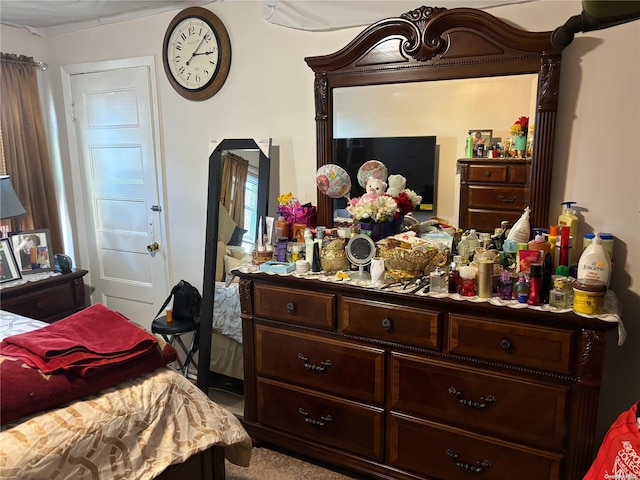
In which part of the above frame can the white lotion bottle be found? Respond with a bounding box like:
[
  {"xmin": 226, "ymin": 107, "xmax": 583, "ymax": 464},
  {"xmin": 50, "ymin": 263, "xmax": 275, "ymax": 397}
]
[
  {"xmin": 506, "ymin": 206, "xmax": 531, "ymax": 243},
  {"xmin": 577, "ymin": 233, "xmax": 611, "ymax": 287}
]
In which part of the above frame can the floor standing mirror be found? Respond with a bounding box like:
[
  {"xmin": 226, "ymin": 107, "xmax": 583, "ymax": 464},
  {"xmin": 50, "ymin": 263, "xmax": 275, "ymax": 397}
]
[{"xmin": 197, "ymin": 138, "xmax": 271, "ymax": 400}]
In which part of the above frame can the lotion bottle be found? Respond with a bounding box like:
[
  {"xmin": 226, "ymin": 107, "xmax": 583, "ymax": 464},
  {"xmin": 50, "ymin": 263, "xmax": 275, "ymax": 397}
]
[
  {"xmin": 577, "ymin": 233, "xmax": 611, "ymax": 287},
  {"xmin": 528, "ymin": 229, "xmax": 550, "ymax": 257},
  {"xmin": 506, "ymin": 206, "xmax": 531, "ymax": 243},
  {"xmin": 558, "ymin": 201, "xmax": 579, "ymax": 265}
]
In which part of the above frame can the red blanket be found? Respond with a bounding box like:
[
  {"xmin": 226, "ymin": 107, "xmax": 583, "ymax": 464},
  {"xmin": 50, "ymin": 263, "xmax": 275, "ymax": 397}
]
[
  {"xmin": 0, "ymin": 305, "xmax": 178, "ymax": 425},
  {"xmin": 2, "ymin": 304, "xmax": 158, "ymax": 376}
]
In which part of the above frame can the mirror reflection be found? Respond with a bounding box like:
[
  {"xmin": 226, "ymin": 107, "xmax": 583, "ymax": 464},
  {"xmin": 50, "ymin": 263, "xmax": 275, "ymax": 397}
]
[
  {"xmin": 198, "ymin": 139, "xmax": 271, "ymax": 407},
  {"xmin": 333, "ymin": 74, "xmax": 538, "ymax": 225}
]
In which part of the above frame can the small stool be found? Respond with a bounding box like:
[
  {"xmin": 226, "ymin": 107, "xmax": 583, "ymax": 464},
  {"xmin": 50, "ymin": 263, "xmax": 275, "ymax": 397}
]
[{"xmin": 152, "ymin": 315, "xmax": 199, "ymax": 376}]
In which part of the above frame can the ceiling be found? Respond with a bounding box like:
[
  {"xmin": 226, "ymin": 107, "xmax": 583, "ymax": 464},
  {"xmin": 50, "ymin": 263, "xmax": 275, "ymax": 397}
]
[
  {"xmin": 1, "ymin": 0, "xmax": 538, "ymax": 37},
  {"xmin": 0, "ymin": 0, "xmax": 213, "ymax": 37}
]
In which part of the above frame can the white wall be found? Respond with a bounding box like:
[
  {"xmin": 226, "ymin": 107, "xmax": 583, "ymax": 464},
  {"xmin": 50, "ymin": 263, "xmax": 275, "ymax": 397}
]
[{"xmin": 1, "ymin": 0, "xmax": 638, "ymax": 451}]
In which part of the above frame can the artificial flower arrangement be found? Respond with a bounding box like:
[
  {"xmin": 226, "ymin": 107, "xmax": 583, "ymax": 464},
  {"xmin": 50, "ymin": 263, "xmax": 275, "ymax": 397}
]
[
  {"xmin": 346, "ymin": 174, "xmax": 422, "ymax": 223},
  {"xmin": 510, "ymin": 116, "xmax": 529, "ymax": 137}
]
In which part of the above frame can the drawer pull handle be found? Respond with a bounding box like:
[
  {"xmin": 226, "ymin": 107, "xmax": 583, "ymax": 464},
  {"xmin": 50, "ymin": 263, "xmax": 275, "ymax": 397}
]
[
  {"xmin": 448, "ymin": 387, "xmax": 496, "ymax": 409},
  {"xmin": 484, "ymin": 171, "xmax": 491, "ymax": 177},
  {"xmin": 499, "ymin": 338, "xmax": 513, "ymax": 352},
  {"xmin": 298, "ymin": 408, "xmax": 332, "ymax": 427},
  {"xmin": 286, "ymin": 302, "xmax": 296, "ymax": 314},
  {"xmin": 381, "ymin": 318, "xmax": 393, "ymax": 331},
  {"xmin": 445, "ymin": 449, "xmax": 491, "ymax": 473},
  {"xmin": 35, "ymin": 301, "xmax": 45, "ymax": 310},
  {"xmin": 298, "ymin": 353, "xmax": 332, "ymax": 373},
  {"xmin": 498, "ymin": 194, "xmax": 517, "ymax": 203}
]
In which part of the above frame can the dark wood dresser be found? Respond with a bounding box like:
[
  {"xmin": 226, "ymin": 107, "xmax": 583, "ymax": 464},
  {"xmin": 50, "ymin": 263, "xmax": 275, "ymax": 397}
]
[
  {"xmin": 458, "ymin": 158, "xmax": 531, "ymax": 232},
  {"xmin": 238, "ymin": 272, "xmax": 615, "ymax": 480},
  {"xmin": 1, "ymin": 269, "xmax": 88, "ymax": 323}
]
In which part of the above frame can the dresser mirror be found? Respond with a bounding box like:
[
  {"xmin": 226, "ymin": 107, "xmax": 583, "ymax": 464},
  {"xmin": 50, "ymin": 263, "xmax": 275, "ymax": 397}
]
[
  {"xmin": 305, "ymin": 6, "xmax": 567, "ymax": 231},
  {"xmin": 197, "ymin": 138, "xmax": 271, "ymax": 392}
]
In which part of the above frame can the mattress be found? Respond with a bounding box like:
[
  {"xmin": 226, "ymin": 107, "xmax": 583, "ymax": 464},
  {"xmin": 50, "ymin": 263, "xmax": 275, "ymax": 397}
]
[
  {"xmin": 212, "ymin": 281, "xmax": 242, "ymax": 343},
  {"xmin": 0, "ymin": 309, "xmax": 252, "ymax": 479}
]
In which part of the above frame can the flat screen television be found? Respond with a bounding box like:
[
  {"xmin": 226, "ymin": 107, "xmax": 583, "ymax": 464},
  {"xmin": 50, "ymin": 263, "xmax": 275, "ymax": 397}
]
[{"xmin": 333, "ymin": 136, "xmax": 437, "ymax": 214}]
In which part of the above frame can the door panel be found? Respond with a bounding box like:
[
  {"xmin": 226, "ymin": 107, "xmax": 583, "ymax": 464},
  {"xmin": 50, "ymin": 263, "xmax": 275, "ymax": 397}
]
[{"xmin": 70, "ymin": 65, "xmax": 168, "ymax": 330}]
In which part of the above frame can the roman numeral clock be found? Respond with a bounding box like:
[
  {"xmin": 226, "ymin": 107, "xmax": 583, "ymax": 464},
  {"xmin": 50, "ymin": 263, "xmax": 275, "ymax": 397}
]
[{"xmin": 163, "ymin": 7, "xmax": 231, "ymax": 100}]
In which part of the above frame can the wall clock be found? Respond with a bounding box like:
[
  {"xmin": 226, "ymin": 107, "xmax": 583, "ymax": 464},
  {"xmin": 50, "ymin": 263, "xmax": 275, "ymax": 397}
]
[{"xmin": 162, "ymin": 7, "xmax": 231, "ymax": 101}]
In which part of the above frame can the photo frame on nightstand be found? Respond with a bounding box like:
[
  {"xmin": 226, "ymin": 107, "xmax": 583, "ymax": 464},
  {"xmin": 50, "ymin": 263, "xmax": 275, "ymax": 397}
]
[
  {"xmin": 9, "ymin": 229, "xmax": 54, "ymax": 274},
  {"xmin": 0, "ymin": 237, "xmax": 22, "ymax": 283}
]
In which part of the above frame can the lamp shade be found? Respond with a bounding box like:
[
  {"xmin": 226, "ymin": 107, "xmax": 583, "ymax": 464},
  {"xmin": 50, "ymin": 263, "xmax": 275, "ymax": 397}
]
[{"xmin": 0, "ymin": 175, "xmax": 27, "ymax": 220}]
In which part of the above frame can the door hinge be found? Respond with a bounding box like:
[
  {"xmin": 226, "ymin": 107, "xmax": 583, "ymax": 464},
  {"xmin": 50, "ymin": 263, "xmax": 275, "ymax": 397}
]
[{"xmin": 70, "ymin": 102, "xmax": 77, "ymax": 122}]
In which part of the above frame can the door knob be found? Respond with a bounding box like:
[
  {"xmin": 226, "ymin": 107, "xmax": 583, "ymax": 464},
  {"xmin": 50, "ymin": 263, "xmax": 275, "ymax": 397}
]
[{"xmin": 147, "ymin": 241, "xmax": 159, "ymax": 252}]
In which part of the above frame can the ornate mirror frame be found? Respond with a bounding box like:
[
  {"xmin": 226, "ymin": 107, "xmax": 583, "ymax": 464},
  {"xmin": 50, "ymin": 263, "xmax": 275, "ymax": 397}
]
[
  {"xmin": 197, "ymin": 138, "xmax": 271, "ymax": 391},
  {"xmin": 305, "ymin": 6, "xmax": 566, "ymax": 230}
]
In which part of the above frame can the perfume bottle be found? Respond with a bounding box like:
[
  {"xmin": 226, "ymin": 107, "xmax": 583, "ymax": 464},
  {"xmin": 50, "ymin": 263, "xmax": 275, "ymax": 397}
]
[
  {"xmin": 430, "ymin": 266, "xmax": 447, "ymax": 294},
  {"xmin": 459, "ymin": 266, "xmax": 477, "ymax": 297},
  {"xmin": 497, "ymin": 270, "xmax": 513, "ymax": 300}
]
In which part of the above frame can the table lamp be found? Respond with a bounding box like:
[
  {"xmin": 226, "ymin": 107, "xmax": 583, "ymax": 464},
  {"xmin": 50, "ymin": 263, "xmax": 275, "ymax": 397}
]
[{"xmin": 0, "ymin": 175, "xmax": 26, "ymax": 235}]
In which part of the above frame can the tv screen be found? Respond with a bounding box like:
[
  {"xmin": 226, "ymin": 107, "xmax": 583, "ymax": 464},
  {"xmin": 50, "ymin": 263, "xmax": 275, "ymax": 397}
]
[{"xmin": 333, "ymin": 136, "xmax": 437, "ymax": 213}]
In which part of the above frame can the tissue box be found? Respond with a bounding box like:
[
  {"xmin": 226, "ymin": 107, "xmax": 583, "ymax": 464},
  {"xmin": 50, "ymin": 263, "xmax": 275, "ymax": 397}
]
[{"xmin": 259, "ymin": 261, "xmax": 296, "ymax": 274}]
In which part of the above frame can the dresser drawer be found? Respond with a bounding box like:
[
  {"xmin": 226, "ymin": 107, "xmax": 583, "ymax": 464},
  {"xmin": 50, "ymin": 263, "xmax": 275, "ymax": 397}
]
[
  {"xmin": 447, "ymin": 314, "xmax": 573, "ymax": 374},
  {"xmin": 257, "ymin": 378, "xmax": 384, "ymax": 461},
  {"xmin": 390, "ymin": 353, "xmax": 568, "ymax": 450},
  {"xmin": 467, "ymin": 164, "xmax": 508, "ymax": 183},
  {"xmin": 467, "ymin": 185, "xmax": 529, "ymax": 210},
  {"xmin": 341, "ymin": 297, "xmax": 440, "ymax": 350},
  {"xmin": 459, "ymin": 209, "xmax": 523, "ymax": 233},
  {"xmin": 1, "ymin": 283, "xmax": 79, "ymax": 322},
  {"xmin": 255, "ymin": 324, "xmax": 384, "ymax": 404},
  {"xmin": 388, "ymin": 414, "xmax": 562, "ymax": 480},
  {"xmin": 253, "ymin": 283, "xmax": 335, "ymax": 329}
]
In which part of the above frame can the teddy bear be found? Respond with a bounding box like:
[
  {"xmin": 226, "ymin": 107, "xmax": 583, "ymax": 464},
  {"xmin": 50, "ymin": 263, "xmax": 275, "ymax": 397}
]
[
  {"xmin": 359, "ymin": 177, "xmax": 387, "ymax": 203},
  {"xmin": 386, "ymin": 174, "xmax": 407, "ymax": 197}
]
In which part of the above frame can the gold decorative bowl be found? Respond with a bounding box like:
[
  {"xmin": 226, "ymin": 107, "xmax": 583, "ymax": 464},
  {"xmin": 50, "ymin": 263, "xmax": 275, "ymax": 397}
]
[
  {"xmin": 376, "ymin": 244, "xmax": 448, "ymax": 280},
  {"xmin": 320, "ymin": 238, "xmax": 350, "ymax": 272}
]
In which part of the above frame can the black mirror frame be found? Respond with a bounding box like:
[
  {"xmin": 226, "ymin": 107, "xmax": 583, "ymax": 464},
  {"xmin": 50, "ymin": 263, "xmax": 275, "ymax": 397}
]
[{"xmin": 197, "ymin": 138, "xmax": 271, "ymax": 392}]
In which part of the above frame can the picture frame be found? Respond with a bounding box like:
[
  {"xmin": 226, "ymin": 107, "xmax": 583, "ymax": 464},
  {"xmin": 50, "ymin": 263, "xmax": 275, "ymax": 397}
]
[
  {"xmin": 0, "ymin": 237, "xmax": 22, "ymax": 283},
  {"xmin": 468, "ymin": 129, "xmax": 493, "ymax": 157},
  {"xmin": 9, "ymin": 229, "xmax": 54, "ymax": 274}
]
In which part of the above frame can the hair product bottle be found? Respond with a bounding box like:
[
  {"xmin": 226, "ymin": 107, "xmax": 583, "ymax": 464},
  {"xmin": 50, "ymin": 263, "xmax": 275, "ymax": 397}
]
[{"xmin": 558, "ymin": 201, "xmax": 579, "ymax": 265}]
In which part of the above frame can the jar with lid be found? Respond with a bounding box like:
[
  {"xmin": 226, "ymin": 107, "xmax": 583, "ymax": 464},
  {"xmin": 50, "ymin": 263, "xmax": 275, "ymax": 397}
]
[{"xmin": 573, "ymin": 279, "xmax": 607, "ymax": 315}]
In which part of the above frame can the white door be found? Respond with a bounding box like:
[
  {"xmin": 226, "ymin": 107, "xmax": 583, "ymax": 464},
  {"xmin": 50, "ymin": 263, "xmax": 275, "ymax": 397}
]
[{"xmin": 68, "ymin": 63, "xmax": 169, "ymax": 330}]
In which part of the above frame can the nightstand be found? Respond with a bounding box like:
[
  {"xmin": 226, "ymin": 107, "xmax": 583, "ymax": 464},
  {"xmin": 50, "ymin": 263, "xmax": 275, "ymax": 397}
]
[{"xmin": 0, "ymin": 269, "xmax": 88, "ymax": 323}]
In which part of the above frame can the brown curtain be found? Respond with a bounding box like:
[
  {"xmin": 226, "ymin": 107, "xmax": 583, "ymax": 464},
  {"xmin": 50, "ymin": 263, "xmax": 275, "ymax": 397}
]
[
  {"xmin": 220, "ymin": 152, "xmax": 249, "ymax": 228},
  {"xmin": 0, "ymin": 53, "xmax": 62, "ymax": 253}
]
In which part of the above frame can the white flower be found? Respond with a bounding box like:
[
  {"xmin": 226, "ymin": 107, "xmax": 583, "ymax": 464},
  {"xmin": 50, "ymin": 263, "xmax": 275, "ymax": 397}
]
[{"xmin": 346, "ymin": 194, "xmax": 399, "ymax": 222}]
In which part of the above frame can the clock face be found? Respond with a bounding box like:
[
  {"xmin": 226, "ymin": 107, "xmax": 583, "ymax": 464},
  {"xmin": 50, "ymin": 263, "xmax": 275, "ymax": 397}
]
[{"xmin": 163, "ymin": 8, "xmax": 231, "ymax": 100}]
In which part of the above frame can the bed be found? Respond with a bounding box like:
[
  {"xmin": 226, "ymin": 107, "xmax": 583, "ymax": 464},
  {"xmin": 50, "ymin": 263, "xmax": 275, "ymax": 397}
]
[
  {"xmin": 210, "ymin": 280, "xmax": 243, "ymax": 380},
  {"xmin": 210, "ymin": 242, "xmax": 248, "ymax": 382},
  {"xmin": 0, "ymin": 307, "xmax": 252, "ymax": 480}
]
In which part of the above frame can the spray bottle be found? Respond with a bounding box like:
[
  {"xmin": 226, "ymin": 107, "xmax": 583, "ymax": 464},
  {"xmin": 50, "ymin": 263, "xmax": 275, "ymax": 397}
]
[{"xmin": 558, "ymin": 202, "xmax": 579, "ymax": 265}]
